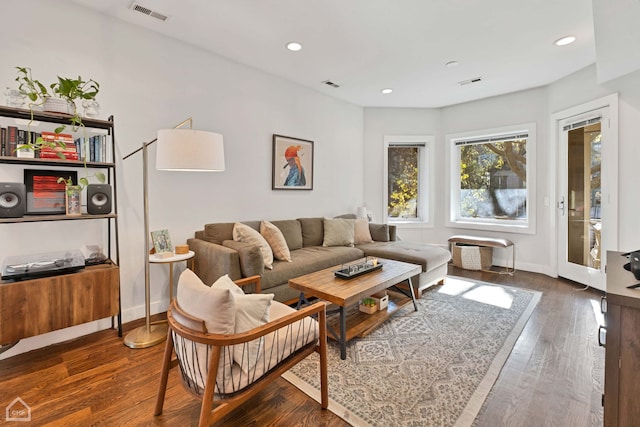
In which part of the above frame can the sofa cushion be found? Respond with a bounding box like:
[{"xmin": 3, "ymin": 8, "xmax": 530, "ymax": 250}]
[
  {"xmin": 259, "ymin": 246, "xmax": 364, "ymax": 291},
  {"xmin": 271, "ymin": 219, "xmax": 303, "ymax": 250},
  {"xmin": 369, "ymin": 223, "xmax": 390, "ymax": 242},
  {"xmin": 354, "ymin": 218, "xmax": 374, "ymax": 244},
  {"xmin": 204, "ymin": 222, "xmax": 235, "ymax": 244},
  {"xmin": 322, "ymin": 218, "xmax": 355, "ymax": 247},
  {"xmin": 260, "ymin": 220, "xmax": 292, "ymax": 262},
  {"xmin": 298, "ymin": 217, "xmax": 324, "ymax": 247},
  {"xmin": 356, "ymin": 241, "xmax": 451, "ymax": 273},
  {"xmin": 223, "ymin": 240, "xmax": 264, "ymax": 279},
  {"xmin": 233, "ymin": 223, "xmax": 273, "ymax": 270}
]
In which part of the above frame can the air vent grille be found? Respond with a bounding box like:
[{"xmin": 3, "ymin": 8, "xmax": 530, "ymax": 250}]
[
  {"xmin": 130, "ymin": 3, "xmax": 169, "ymax": 21},
  {"xmin": 458, "ymin": 77, "xmax": 482, "ymax": 86},
  {"xmin": 322, "ymin": 80, "xmax": 340, "ymax": 88}
]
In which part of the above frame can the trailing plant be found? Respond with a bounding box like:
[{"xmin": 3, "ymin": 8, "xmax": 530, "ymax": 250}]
[{"xmin": 15, "ymin": 66, "xmax": 100, "ymax": 132}]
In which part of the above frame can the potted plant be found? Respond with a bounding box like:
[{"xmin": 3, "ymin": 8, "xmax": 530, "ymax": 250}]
[
  {"xmin": 15, "ymin": 66, "xmax": 100, "ymax": 132},
  {"xmin": 359, "ymin": 297, "xmax": 378, "ymax": 314}
]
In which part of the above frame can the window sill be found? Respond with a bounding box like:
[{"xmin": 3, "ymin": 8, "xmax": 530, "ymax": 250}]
[
  {"xmin": 388, "ymin": 221, "xmax": 433, "ymax": 229},
  {"xmin": 446, "ymin": 219, "xmax": 535, "ymax": 235}
]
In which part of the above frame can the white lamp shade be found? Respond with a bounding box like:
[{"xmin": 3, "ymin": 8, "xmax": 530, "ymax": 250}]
[{"xmin": 155, "ymin": 129, "xmax": 225, "ymax": 171}]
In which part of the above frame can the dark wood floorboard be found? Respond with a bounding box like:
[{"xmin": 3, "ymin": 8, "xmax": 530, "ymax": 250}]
[{"xmin": 0, "ymin": 267, "xmax": 604, "ymax": 426}]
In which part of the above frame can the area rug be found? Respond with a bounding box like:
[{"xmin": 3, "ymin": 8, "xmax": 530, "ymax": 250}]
[{"xmin": 282, "ymin": 276, "xmax": 541, "ymax": 427}]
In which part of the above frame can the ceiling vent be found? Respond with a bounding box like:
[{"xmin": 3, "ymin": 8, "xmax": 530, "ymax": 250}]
[
  {"xmin": 322, "ymin": 80, "xmax": 340, "ymax": 89},
  {"xmin": 458, "ymin": 77, "xmax": 482, "ymax": 86},
  {"xmin": 130, "ymin": 3, "xmax": 169, "ymax": 21}
]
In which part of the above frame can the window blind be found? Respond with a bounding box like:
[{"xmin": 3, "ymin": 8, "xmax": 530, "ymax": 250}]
[
  {"xmin": 454, "ymin": 133, "xmax": 528, "ymax": 147},
  {"xmin": 562, "ymin": 116, "xmax": 601, "ymax": 132}
]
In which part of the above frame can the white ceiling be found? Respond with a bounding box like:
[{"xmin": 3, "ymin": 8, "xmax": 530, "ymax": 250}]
[{"xmin": 70, "ymin": 0, "xmax": 599, "ymax": 108}]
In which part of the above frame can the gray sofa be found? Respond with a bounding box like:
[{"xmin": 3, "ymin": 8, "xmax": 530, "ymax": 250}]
[{"xmin": 188, "ymin": 217, "xmax": 451, "ymax": 303}]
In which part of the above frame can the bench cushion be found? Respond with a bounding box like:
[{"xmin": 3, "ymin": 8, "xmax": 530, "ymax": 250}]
[{"xmin": 448, "ymin": 234, "xmax": 513, "ymax": 248}]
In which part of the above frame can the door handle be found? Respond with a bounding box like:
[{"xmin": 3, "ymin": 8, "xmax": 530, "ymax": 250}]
[
  {"xmin": 598, "ymin": 326, "xmax": 606, "ymax": 347},
  {"xmin": 558, "ymin": 196, "xmax": 565, "ymax": 216}
]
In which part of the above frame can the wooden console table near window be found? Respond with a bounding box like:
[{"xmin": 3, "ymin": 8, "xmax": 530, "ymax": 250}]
[
  {"xmin": 149, "ymin": 250, "xmax": 195, "ymax": 302},
  {"xmin": 289, "ymin": 258, "xmax": 421, "ymax": 360},
  {"xmin": 603, "ymin": 250, "xmax": 640, "ymax": 426}
]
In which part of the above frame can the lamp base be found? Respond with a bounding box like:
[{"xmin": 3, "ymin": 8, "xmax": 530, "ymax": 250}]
[{"xmin": 123, "ymin": 323, "xmax": 168, "ymax": 349}]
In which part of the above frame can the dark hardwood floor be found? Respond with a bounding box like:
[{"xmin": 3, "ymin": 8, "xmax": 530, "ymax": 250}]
[{"xmin": 0, "ymin": 267, "xmax": 604, "ymax": 426}]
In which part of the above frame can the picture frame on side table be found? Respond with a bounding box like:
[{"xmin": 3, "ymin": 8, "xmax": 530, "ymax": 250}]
[
  {"xmin": 272, "ymin": 134, "xmax": 313, "ymax": 190},
  {"xmin": 151, "ymin": 229, "xmax": 173, "ymax": 255},
  {"xmin": 24, "ymin": 169, "xmax": 77, "ymax": 215}
]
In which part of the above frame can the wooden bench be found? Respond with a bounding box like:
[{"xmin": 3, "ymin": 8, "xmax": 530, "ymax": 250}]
[{"xmin": 448, "ymin": 235, "xmax": 515, "ymax": 275}]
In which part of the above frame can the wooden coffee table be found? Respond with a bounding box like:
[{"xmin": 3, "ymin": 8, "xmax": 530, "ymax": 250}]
[{"xmin": 289, "ymin": 258, "xmax": 421, "ymax": 359}]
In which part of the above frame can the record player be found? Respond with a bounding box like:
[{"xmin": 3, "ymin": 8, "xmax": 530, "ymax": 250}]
[{"xmin": 2, "ymin": 250, "xmax": 85, "ymax": 281}]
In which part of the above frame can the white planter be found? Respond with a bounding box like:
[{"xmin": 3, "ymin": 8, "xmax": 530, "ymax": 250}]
[{"xmin": 43, "ymin": 98, "xmax": 73, "ymax": 114}]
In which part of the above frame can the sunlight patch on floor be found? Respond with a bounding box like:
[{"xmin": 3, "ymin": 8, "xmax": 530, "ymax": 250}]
[{"xmin": 439, "ymin": 277, "xmax": 513, "ymax": 309}]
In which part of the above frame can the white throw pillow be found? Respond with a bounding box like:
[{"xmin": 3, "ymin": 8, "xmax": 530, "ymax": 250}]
[
  {"xmin": 322, "ymin": 218, "xmax": 355, "ymax": 247},
  {"xmin": 354, "ymin": 218, "xmax": 374, "ymax": 244},
  {"xmin": 260, "ymin": 220, "xmax": 292, "ymax": 262},
  {"xmin": 176, "ymin": 269, "xmax": 236, "ymax": 381},
  {"xmin": 211, "ymin": 274, "xmax": 274, "ymax": 373},
  {"xmin": 177, "ymin": 269, "xmax": 235, "ymax": 335},
  {"xmin": 233, "ymin": 222, "xmax": 274, "ymax": 269}
]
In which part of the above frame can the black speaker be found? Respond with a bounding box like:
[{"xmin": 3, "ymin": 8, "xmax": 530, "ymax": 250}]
[
  {"xmin": 0, "ymin": 182, "xmax": 26, "ymax": 218},
  {"xmin": 87, "ymin": 184, "xmax": 112, "ymax": 215}
]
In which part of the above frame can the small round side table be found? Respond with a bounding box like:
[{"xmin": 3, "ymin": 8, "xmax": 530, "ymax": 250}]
[{"xmin": 149, "ymin": 250, "xmax": 195, "ymax": 303}]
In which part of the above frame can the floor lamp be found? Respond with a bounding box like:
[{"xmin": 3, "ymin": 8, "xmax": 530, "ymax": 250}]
[{"xmin": 122, "ymin": 118, "xmax": 225, "ymax": 349}]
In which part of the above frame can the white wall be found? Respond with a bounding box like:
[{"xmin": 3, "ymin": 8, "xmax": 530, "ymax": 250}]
[{"xmin": 0, "ymin": 0, "xmax": 363, "ymax": 358}]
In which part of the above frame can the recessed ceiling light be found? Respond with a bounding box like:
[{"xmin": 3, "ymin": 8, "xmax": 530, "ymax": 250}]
[
  {"xmin": 381, "ymin": 88, "xmax": 393, "ymax": 94},
  {"xmin": 286, "ymin": 42, "xmax": 302, "ymax": 51},
  {"xmin": 553, "ymin": 36, "xmax": 576, "ymax": 46},
  {"xmin": 445, "ymin": 61, "xmax": 459, "ymax": 68}
]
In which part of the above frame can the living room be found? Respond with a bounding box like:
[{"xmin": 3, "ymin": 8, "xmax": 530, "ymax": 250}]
[{"xmin": 0, "ymin": 0, "xmax": 639, "ymax": 425}]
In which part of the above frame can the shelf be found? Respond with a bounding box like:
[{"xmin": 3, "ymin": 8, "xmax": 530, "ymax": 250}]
[
  {"xmin": 0, "ymin": 213, "xmax": 116, "ymax": 224},
  {"xmin": 0, "ymin": 105, "xmax": 113, "ymax": 130},
  {"xmin": 0, "ymin": 155, "xmax": 114, "ymax": 168}
]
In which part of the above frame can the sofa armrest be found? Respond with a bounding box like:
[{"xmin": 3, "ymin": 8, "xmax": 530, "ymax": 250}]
[
  {"xmin": 187, "ymin": 237, "xmax": 242, "ymax": 285},
  {"xmin": 223, "ymin": 240, "xmax": 265, "ymax": 279}
]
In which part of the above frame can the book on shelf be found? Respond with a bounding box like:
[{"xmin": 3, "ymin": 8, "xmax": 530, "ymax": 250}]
[
  {"xmin": 16, "ymin": 129, "xmax": 35, "ymax": 158},
  {"xmin": 0, "ymin": 127, "xmax": 6, "ymax": 156},
  {"xmin": 7, "ymin": 126, "xmax": 18, "ymax": 157}
]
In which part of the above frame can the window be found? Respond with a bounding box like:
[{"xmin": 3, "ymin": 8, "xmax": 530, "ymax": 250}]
[
  {"xmin": 383, "ymin": 135, "xmax": 433, "ymax": 225},
  {"xmin": 447, "ymin": 123, "xmax": 536, "ymax": 234}
]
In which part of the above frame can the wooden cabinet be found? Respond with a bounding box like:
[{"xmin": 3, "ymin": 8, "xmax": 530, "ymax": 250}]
[
  {"xmin": 604, "ymin": 250, "xmax": 640, "ymax": 426},
  {"xmin": 0, "ymin": 106, "xmax": 121, "ymax": 347}
]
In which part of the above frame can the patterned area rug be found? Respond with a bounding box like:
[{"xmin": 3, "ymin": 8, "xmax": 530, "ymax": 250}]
[{"xmin": 282, "ymin": 276, "xmax": 541, "ymax": 427}]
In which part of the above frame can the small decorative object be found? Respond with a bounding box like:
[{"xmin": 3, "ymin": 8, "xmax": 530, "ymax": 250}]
[
  {"xmin": 272, "ymin": 134, "xmax": 313, "ymax": 190},
  {"xmin": 371, "ymin": 291, "xmax": 389, "ymax": 311},
  {"xmin": 64, "ymin": 185, "xmax": 82, "ymax": 216},
  {"xmin": 24, "ymin": 169, "xmax": 77, "ymax": 215},
  {"xmin": 82, "ymin": 99, "xmax": 100, "ymax": 118},
  {"xmin": 4, "ymin": 87, "xmax": 25, "ymax": 108},
  {"xmin": 151, "ymin": 229, "xmax": 173, "ymax": 255},
  {"xmin": 334, "ymin": 257, "xmax": 383, "ymax": 279},
  {"xmin": 175, "ymin": 244, "xmax": 189, "ymax": 255},
  {"xmin": 359, "ymin": 297, "xmax": 378, "ymax": 314}
]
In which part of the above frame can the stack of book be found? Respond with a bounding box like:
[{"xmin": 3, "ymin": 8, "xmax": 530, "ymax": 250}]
[{"xmin": 39, "ymin": 131, "xmax": 78, "ymax": 160}]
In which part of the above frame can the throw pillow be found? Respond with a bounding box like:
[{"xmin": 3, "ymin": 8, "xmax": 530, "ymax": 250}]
[
  {"xmin": 177, "ymin": 269, "xmax": 235, "ymax": 335},
  {"xmin": 354, "ymin": 218, "xmax": 374, "ymax": 244},
  {"xmin": 176, "ymin": 269, "xmax": 236, "ymax": 382},
  {"xmin": 233, "ymin": 222, "xmax": 273, "ymax": 269},
  {"xmin": 369, "ymin": 223, "xmax": 390, "ymax": 242},
  {"xmin": 210, "ymin": 274, "xmax": 274, "ymax": 373},
  {"xmin": 260, "ymin": 220, "xmax": 292, "ymax": 262},
  {"xmin": 322, "ymin": 218, "xmax": 355, "ymax": 247}
]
